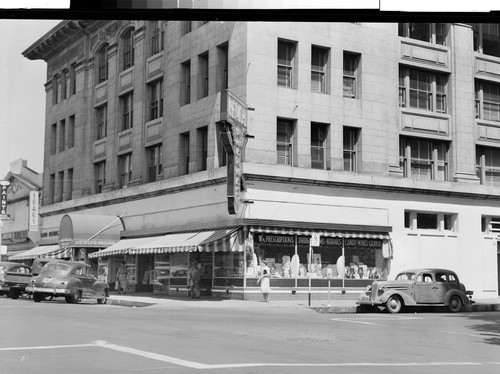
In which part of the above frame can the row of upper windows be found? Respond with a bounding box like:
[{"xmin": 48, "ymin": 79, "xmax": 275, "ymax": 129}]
[{"xmin": 277, "ymin": 117, "xmax": 500, "ymax": 187}]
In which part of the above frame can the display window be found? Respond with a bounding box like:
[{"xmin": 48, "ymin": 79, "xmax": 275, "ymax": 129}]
[
  {"xmin": 154, "ymin": 254, "xmax": 169, "ymax": 294},
  {"xmin": 247, "ymin": 232, "xmax": 389, "ymax": 281},
  {"xmin": 214, "ymin": 252, "xmax": 244, "ymax": 277}
]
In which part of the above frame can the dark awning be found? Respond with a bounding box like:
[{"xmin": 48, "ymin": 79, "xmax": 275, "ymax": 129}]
[{"xmin": 59, "ymin": 214, "xmax": 124, "ymax": 248}]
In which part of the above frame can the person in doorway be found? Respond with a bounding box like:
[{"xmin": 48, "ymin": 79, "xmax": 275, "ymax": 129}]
[
  {"xmin": 257, "ymin": 268, "xmax": 271, "ymax": 302},
  {"xmin": 116, "ymin": 261, "xmax": 128, "ymax": 294},
  {"xmin": 190, "ymin": 262, "xmax": 202, "ymax": 299}
]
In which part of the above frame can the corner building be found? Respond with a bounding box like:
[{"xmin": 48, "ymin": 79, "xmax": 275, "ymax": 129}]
[{"xmin": 23, "ymin": 21, "xmax": 500, "ymax": 301}]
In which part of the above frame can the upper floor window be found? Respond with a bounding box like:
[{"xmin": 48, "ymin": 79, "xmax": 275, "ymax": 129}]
[
  {"xmin": 59, "ymin": 119, "xmax": 66, "ymax": 152},
  {"xmin": 66, "ymin": 168, "xmax": 73, "ymax": 201},
  {"xmin": 148, "ymin": 144, "xmax": 163, "ymax": 182},
  {"xmin": 49, "ymin": 174, "xmax": 55, "ymax": 204},
  {"xmin": 399, "ymin": 67, "xmax": 447, "ymax": 114},
  {"xmin": 181, "ymin": 60, "xmax": 191, "ymax": 105},
  {"xmin": 180, "ymin": 132, "xmax": 190, "ymax": 175},
  {"xmin": 149, "ymin": 80, "xmax": 163, "ymax": 121},
  {"xmin": 121, "ymin": 92, "xmax": 134, "ymax": 130},
  {"xmin": 52, "ymin": 75, "xmax": 58, "ymax": 105},
  {"xmin": 119, "ymin": 153, "xmax": 132, "ymax": 188},
  {"xmin": 405, "ymin": 210, "xmax": 456, "ymax": 231},
  {"xmin": 398, "ymin": 23, "xmax": 447, "ymax": 45},
  {"xmin": 476, "ymin": 146, "xmax": 500, "ymax": 186},
  {"xmin": 68, "ymin": 115, "xmax": 75, "ymax": 149},
  {"xmin": 181, "ymin": 21, "xmax": 192, "ymax": 35},
  {"xmin": 277, "ymin": 119, "xmax": 295, "ymax": 166},
  {"xmin": 69, "ymin": 63, "xmax": 76, "ymax": 95},
  {"xmin": 343, "ymin": 52, "xmax": 360, "ymax": 98},
  {"xmin": 482, "ymin": 215, "xmax": 500, "ymax": 233},
  {"xmin": 311, "ymin": 46, "xmax": 329, "ymax": 94},
  {"xmin": 475, "ymin": 80, "xmax": 500, "ymax": 122},
  {"xmin": 278, "ymin": 39, "xmax": 296, "ymax": 89},
  {"xmin": 96, "ymin": 104, "xmax": 107, "ymax": 140},
  {"xmin": 61, "ymin": 69, "xmax": 68, "ymax": 100},
  {"xmin": 123, "ymin": 29, "xmax": 134, "ymax": 70},
  {"xmin": 217, "ymin": 43, "xmax": 229, "ymax": 92},
  {"xmin": 400, "ymin": 137, "xmax": 449, "ymax": 181},
  {"xmin": 94, "ymin": 161, "xmax": 106, "ymax": 194},
  {"xmin": 50, "ymin": 123, "xmax": 57, "ymax": 155},
  {"xmin": 97, "ymin": 45, "xmax": 108, "ymax": 84},
  {"xmin": 198, "ymin": 52, "xmax": 209, "ymax": 99},
  {"xmin": 343, "ymin": 127, "xmax": 359, "ymax": 172},
  {"xmin": 473, "ymin": 23, "xmax": 500, "ymax": 58},
  {"xmin": 311, "ymin": 122, "xmax": 328, "ymax": 170},
  {"xmin": 151, "ymin": 21, "xmax": 164, "ymax": 55},
  {"xmin": 197, "ymin": 126, "xmax": 208, "ymax": 171}
]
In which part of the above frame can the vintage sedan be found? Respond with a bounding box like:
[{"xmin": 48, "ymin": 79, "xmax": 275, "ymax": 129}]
[
  {"xmin": 357, "ymin": 268, "xmax": 473, "ymax": 313},
  {"xmin": 28, "ymin": 261, "xmax": 109, "ymax": 304},
  {"xmin": 0, "ymin": 262, "xmax": 32, "ymax": 299}
]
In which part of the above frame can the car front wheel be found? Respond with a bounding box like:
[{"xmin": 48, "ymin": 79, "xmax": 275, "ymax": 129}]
[
  {"xmin": 33, "ymin": 293, "xmax": 43, "ymax": 302},
  {"xmin": 385, "ymin": 295, "xmax": 403, "ymax": 313},
  {"xmin": 447, "ymin": 295, "xmax": 463, "ymax": 313}
]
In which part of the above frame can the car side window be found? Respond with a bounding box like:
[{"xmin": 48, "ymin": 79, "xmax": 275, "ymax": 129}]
[
  {"xmin": 436, "ymin": 273, "xmax": 447, "ymax": 282},
  {"xmin": 418, "ymin": 273, "xmax": 433, "ymax": 283}
]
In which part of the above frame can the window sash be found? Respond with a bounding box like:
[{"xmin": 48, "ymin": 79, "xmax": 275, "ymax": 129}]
[
  {"xmin": 150, "ymin": 81, "xmax": 163, "ymax": 120},
  {"xmin": 96, "ymin": 106, "xmax": 107, "ymax": 139},
  {"xmin": 148, "ymin": 146, "xmax": 163, "ymax": 182},
  {"xmin": 120, "ymin": 155, "xmax": 132, "ymax": 187},
  {"xmin": 277, "ymin": 121, "xmax": 293, "ymax": 166}
]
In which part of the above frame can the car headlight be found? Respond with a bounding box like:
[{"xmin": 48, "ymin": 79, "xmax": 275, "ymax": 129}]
[{"xmin": 365, "ymin": 285, "xmax": 372, "ymax": 292}]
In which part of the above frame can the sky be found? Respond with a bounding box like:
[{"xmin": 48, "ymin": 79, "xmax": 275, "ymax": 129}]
[{"xmin": 0, "ymin": 19, "xmax": 61, "ymax": 179}]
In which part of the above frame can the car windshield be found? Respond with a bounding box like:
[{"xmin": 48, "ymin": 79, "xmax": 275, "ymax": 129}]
[
  {"xmin": 42, "ymin": 263, "xmax": 71, "ymax": 273},
  {"xmin": 396, "ymin": 272, "xmax": 416, "ymax": 280}
]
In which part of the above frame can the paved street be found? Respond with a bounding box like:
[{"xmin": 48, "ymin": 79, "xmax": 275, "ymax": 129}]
[{"xmin": 1, "ymin": 296, "xmax": 500, "ymax": 374}]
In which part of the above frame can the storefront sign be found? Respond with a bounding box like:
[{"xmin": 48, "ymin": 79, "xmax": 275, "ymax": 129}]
[
  {"xmin": 29, "ymin": 191, "xmax": 39, "ymax": 231},
  {"xmin": 344, "ymin": 238, "xmax": 383, "ymax": 250},
  {"xmin": 0, "ymin": 181, "xmax": 10, "ymax": 220},
  {"xmin": 1, "ymin": 230, "xmax": 29, "ymax": 244},
  {"xmin": 255, "ymin": 233, "xmax": 382, "ymax": 249},
  {"xmin": 219, "ymin": 90, "xmax": 248, "ymax": 215},
  {"xmin": 59, "ymin": 238, "xmax": 118, "ymax": 248}
]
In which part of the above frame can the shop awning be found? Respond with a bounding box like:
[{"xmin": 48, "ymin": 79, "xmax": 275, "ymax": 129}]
[
  {"xmin": 89, "ymin": 229, "xmax": 241, "ymax": 258},
  {"xmin": 9, "ymin": 245, "xmax": 72, "ymax": 261},
  {"xmin": 249, "ymin": 226, "xmax": 391, "ymax": 240}
]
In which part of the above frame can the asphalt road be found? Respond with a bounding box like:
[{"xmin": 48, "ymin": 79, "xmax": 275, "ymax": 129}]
[{"xmin": 1, "ymin": 296, "xmax": 499, "ymax": 374}]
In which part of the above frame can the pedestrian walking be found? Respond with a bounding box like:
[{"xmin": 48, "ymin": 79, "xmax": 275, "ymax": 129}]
[
  {"xmin": 116, "ymin": 260, "xmax": 128, "ymax": 294},
  {"xmin": 190, "ymin": 262, "xmax": 202, "ymax": 299},
  {"xmin": 257, "ymin": 268, "xmax": 271, "ymax": 302}
]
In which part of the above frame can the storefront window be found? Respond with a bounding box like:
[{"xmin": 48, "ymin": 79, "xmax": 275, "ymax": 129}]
[
  {"xmin": 247, "ymin": 233, "xmax": 388, "ymax": 281},
  {"xmin": 214, "ymin": 252, "xmax": 244, "ymax": 277},
  {"xmin": 170, "ymin": 253, "xmax": 188, "ymax": 278},
  {"xmin": 154, "ymin": 254, "xmax": 169, "ymax": 294}
]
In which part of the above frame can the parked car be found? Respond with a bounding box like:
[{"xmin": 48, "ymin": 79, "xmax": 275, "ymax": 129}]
[
  {"xmin": 28, "ymin": 261, "xmax": 109, "ymax": 304},
  {"xmin": 0, "ymin": 261, "xmax": 32, "ymax": 299},
  {"xmin": 31, "ymin": 258, "xmax": 66, "ymax": 276},
  {"xmin": 357, "ymin": 268, "xmax": 474, "ymax": 313}
]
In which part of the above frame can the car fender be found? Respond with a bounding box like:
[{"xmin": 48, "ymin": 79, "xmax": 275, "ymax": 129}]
[
  {"xmin": 380, "ymin": 290, "xmax": 417, "ymax": 306},
  {"xmin": 445, "ymin": 290, "xmax": 467, "ymax": 305},
  {"xmin": 66, "ymin": 278, "xmax": 84, "ymax": 294}
]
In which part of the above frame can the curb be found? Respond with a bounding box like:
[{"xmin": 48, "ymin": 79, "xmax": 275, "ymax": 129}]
[
  {"xmin": 107, "ymin": 299, "xmax": 155, "ymax": 308},
  {"xmin": 309, "ymin": 306, "xmax": 359, "ymax": 314}
]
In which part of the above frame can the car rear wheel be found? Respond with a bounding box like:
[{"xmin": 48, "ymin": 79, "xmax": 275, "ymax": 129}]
[
  {"xmin": 385, "ymin": 295, "xmax": 403, "ymax": 314},
  {"xmin": 33, "ymin": 293, "xmax": 43, "ymax": 302},
  {"xmin": 447, "ymin": 295, "xmax": 463, "ymax": 313},
  {"xmin": 66, "ymin": 291, "xmax": 81, "ymax": 304},
  {"xmin": 97, "ymin": 289, "xmax": 108, "ymax": 304}
]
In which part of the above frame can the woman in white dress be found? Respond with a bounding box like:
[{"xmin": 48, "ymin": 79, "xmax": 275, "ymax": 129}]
[{"xmin": 257, "ymin": 268, "xmax": 271, "ymax": 302}]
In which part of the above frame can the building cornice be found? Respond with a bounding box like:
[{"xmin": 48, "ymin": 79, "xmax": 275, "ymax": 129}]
[{"xmin": 23, "ymin": 20, "xmax": 96, "ymax": 61}]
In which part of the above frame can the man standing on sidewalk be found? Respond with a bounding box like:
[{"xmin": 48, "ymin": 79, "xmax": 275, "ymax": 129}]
[{"xmin": 190, "ymin": 263, "xmax": 202, "ymax": 299}]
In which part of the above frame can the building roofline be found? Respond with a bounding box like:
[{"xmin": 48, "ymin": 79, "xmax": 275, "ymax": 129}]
[{"xmin": 22, "ymin": 20, "xmax": 95, "ymax": 61}]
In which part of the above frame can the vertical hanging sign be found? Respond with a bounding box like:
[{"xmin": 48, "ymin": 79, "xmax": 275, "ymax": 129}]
[
  {"xmin": 219, "ymin": 90, "xmax": 248, "ymax": 215},
  {"xmin": 0, "ymin": 181, "xmax": 10, "ymax": 220},
  {"xmin": 29, "ymin": 191, "xmax": 39, "ymax": 231}
]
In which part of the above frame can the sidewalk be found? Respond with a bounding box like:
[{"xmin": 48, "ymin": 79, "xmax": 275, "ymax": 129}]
[{"xmin": 106, "ymin": 292, "xmax": 500, "ymax": 313}]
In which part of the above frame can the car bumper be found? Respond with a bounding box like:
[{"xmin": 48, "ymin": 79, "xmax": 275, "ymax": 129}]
[
  {"xmin": 357, "ymin": 294, "xmax": 383, "ymax": 306},
  {"xmin": 30, "ymin": 287, "xmax": 71, "ymax": 295},
  {"xmin": 0, "ymin": 286, "xmax": 10, "ymax": 292}
]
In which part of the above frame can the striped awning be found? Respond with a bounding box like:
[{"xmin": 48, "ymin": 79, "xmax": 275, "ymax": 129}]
[
  {"xmin": 249, "ymin": 226, "xmax": 391, "ymax": 240},
  {"xmin": 9, "ymin": 245, "xmax": 71, "ymax": 261},
  {"xmin": 89, "ymin": 229, "xmax": 242, "ymax": 258}
]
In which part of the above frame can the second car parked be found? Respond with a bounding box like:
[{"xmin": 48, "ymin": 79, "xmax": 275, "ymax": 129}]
[{"xmin": 28, "ymin": 261, "xmax": 109, "ymax": 304}]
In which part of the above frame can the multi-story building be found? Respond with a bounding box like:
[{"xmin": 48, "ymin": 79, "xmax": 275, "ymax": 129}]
[
  {"xmin": 23, "ymin": 21, "xmax": 500, "ymax": 300},
  {"xmin": 1, "ymin": 159, "xmax": 42, "ymax": 261}
]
